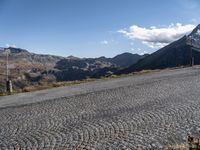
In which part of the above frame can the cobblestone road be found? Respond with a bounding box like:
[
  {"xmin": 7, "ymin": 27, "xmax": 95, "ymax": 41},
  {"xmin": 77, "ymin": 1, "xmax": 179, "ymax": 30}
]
[{"xmin": 1, "ymin": 67, "xmax": 200, "ymax": 150}]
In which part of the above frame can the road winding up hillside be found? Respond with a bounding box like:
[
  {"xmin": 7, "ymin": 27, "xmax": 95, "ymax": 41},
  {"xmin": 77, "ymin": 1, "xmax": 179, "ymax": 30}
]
[{"xmin": 1, "ymin": 67, "xmax": 200, "ymax": 149}]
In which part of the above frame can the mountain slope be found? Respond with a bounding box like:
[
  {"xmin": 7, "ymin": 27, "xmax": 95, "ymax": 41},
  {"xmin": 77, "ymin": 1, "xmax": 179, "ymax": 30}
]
[
  {"xmin": 109, "ymin": 53, "xmax": 148, "ymax": 68},
  {"xmin": 53, "ymin": 53, "xmax": 148, "ymax": 81},
  {"xmin": 0, "ymin": 47, "xmax": 64, "ymax": 70},
  {"xmin": 0, "ymin": 48, "xmax": 146, "ymax": 92},
  {"xmin": 0, "ymin": 48, "xmax": 145, "ymax": 72},
  {"xmin": 119, "ymin": 24, "xmax": 200, "ymax": 74}
]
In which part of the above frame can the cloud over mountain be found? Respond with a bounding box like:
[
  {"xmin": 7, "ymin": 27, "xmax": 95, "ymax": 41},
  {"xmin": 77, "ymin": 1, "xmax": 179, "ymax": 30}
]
[{"xmin": 118, "ymin": 23, "xmax": 196, "ymax": 48}]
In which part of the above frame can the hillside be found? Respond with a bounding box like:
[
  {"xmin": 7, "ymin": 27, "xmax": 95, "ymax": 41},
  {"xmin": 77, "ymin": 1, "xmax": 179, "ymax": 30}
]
[{"xmin": 108, "ymin": 53, "xmax": 148, "ymax": 68}]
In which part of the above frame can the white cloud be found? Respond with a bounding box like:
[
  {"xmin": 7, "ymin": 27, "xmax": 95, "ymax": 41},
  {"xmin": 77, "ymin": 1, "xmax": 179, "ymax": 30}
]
[
  {"xmin": 6, "ymin": 44, "xmax": 17, "ymax": 48},
  {"xmin": 140, "ymin": 51, "xmax": 148, "ymax": 55},
  {"xmin": 100, "ymin": 40, "xmax": 108, "ymax": 45},
  {"xmin": 142, "ymin": 41, "xmax": 168, "ymax": 49},
  {"xmin": 118, "ymin": 23, "xmax": 196, "ymax": 48},
  {"xmin": 131, "ymin": 48, "xmax": 141, "ymax": 52}
]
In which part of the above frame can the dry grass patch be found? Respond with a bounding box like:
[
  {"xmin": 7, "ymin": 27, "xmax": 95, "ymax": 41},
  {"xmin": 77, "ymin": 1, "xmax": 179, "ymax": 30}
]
[{"xmin": 22, "ymin": 79, "xmax": 96, "ymax": 93}]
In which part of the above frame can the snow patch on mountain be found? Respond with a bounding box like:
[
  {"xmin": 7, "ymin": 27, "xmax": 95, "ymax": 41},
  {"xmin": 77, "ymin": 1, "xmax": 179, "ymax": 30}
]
[{"xmin": 196, "ymin": 29, "xmax": 200, "ymax": 35}]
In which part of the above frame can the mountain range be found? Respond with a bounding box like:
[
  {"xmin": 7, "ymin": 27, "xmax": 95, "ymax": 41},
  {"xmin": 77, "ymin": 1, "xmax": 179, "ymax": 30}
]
[{"xmin": 0, "ymin": 48, "xmax": 147, "ymax": 92}]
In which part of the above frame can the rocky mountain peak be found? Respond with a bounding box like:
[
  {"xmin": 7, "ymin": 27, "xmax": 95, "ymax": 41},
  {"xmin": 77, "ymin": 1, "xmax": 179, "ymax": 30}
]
[
  {"xmin": 189, "ymin": 24, "xmax": 200, "ymax": 36},
  {"xmin": 66, "ymin": 55, "xmax": 80, "ymax": 60},
  {"xmin": 4, "ymin": 47, "xmax": 29, "ymax": 54},
  {"xmin": 187, "ymin": 24, "xmax": 200, "ymax": 48}
]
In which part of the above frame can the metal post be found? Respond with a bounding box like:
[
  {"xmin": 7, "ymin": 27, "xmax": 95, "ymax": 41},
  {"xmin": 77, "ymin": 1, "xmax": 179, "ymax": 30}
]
[
  {"xmin": 6, "ymin": 51, "xmax": 8, "ymax": 81},
  {"xmin": 6, "ymin": 80, "xmax": 13, "ymax": 93},
  {"xmin": 5, "ymin": 50, "xmax": 13, "ymax": 94}
]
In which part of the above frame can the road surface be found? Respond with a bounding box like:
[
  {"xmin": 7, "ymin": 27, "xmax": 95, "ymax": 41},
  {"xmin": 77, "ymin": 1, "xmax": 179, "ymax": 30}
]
[{"xmin": 1, "ymin": 67, "xmax": 200, "ymax": 150}]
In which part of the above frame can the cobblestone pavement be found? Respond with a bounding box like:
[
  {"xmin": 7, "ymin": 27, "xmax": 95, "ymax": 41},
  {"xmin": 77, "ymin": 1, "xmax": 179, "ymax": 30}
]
[{"xmin": 1, "ymin": 67, "xmax": 200, "ymax": 150}]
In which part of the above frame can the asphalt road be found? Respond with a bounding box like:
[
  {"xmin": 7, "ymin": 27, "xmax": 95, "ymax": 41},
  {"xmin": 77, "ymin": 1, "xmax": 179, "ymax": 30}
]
[{"xmin": 1, "ymin": 67, "xmax": 200, "ymax": 150}]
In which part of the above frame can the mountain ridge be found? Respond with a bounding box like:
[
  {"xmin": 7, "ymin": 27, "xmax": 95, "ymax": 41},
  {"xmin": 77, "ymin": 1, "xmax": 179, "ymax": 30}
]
[
  {"xmin": 118, "ymin": 24, "xmax": 200, "ymax": 74},
  {"xmin": 0, "ymin": 47, "xmax": 147, "ymax": 68}
]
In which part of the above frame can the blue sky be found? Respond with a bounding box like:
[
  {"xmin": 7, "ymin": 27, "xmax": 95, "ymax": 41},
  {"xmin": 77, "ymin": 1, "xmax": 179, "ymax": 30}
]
[{"xmin": 0, "ymin": 0, "xmax": 200, "ymax": 57}]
